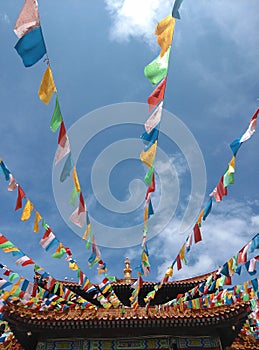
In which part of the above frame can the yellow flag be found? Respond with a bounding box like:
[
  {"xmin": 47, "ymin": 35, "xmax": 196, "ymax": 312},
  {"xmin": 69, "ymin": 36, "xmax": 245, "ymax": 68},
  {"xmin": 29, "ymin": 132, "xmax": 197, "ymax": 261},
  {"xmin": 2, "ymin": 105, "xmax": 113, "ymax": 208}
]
[
  {"xmin": 21, "ymin": 199, "xmax": 34, "ymax": 221},
  {"xmin": 197, "ymin": 208, "xmax": 205, "ymax": 226},
  {"xmin": 38, "ymin": 66, "xmax": 56, "ymax": 105},
  {"xmin": 140, "ymin": 141, "xmax": 157, "ymax": 168},
  {"xmin": 69, "ymin": 261, "xmax": 79, "ymax": 271},
  {"xmin": 228, "ymin": 156, "xmax": 236, "ymax": 174},
  {"xmin": 72, "ymin": 166, "xmax": 81, "ymax": 193},
  {"xmin": 155, "ymin": 15, "xmax": 175, "ymax": 57},
  {"xmin": 179, "ymin": 243, "xmax": 185, "ymax": 260},
  {"xmin": 83, "ymin": 223, "xmax": 91, "ymax": 240},
  {"xmin": 33, "ymin": 211, "xmax": 42, "ymax": 233}
]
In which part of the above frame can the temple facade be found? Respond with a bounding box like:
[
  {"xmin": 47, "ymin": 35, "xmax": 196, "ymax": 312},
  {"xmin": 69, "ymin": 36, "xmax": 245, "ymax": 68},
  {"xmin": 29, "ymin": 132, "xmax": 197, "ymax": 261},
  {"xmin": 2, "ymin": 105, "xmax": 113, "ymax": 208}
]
[{"xmin": 2, "ymin": 259, "xmax": 256, "ymax": 350}]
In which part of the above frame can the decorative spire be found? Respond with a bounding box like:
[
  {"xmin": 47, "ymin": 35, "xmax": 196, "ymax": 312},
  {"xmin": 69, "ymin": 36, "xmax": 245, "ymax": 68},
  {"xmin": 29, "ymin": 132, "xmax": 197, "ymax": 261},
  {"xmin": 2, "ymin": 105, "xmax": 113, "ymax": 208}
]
[{"xmin": 123, "ymin": 257, "xmax": 132, "ymax": 282}]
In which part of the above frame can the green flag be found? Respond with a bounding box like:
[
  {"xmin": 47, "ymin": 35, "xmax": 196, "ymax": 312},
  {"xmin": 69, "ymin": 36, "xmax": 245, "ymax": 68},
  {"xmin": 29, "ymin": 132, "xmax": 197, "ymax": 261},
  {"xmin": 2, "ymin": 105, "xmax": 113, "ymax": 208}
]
[
  {"xmin": 50, "ymin": 94, "xmax": 63, "ymax": 132},
  {"xmin": 144, "ymin": 165, "xmax": 154, "ymax": 185},
  {"xmin": 144, "ymin": 47, "xmax": 171, "ymax": 86}
]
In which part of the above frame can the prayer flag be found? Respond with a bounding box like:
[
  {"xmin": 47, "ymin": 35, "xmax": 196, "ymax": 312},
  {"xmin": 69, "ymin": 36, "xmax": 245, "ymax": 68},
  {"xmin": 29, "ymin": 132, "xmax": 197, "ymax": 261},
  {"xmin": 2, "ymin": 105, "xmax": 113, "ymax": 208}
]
[
  {"xmin": 15, "ymin": 185, "xmax": 26, "ymax": 211},
  {"xmin": 193, "ymin": 223, "xmax": 202, "ymax": 243},
  {"xmin": 52, "ymin": 243, "xmax": 66, "ymax": 259},
  {"xmin": 144, "ymin": 165, "xmax": 154, "ymax": 185},
  {"xmin": 176, "ymin": 254, "xmax": 182, "ymax": 270},
  {"xmin": 70, "ymin": 186, "xmax": 79, "ymax": 206},
  {"xmin": 145, "ymin": 102, "xmax": 163, "ymax": 133},
  {"xmin": 230, "ymin": 137, "xmax": 242, "ymax": 156},
  {"xmin": 14, "ymin": 0, "xmax": 40, "ymax": 38},
  {"xmin": 0, "ymin": 159, "xmax": 10, "ymax": 181},
  {"xmin": 16, "ymin": 255, "xmax": 34, "ymax": 266},
  {"xmin": 72, "ymin": 167, "xmax": 81, "ymax": 193},
  {"xmin": 145, "ymin": 173, "xmax": 155, "ymax": 199},
  {"xmin": 155, "ymin": 15, "xmax": 175, "ymax": 57},
  {"xmin": 15, "ymin": 26, "xmax": 46, "ymax": 67},
  {"xmin": 50, "ymin": 94, "xmax": 63, "ymax": 131},
  {"xmin": 60, "ymin": 152, "xmax": 73, "ymax": 182},
  {"xmin": 250, "ymin": 234, "xmax": 259, "ymax": 253},
  {"xmin": 21, "ymin": 199, "xmax": 34, "ymax": 221},
  {"xmin": 8, "ymin": 174, "xmax": 17, "ymax": 191},
  {"xmin": 70, "ymin": 192, "xmax": 86, "ymax": 228},
  {"xmin": 83, "ymin": 213, "xmax": 92, "ymax": 240},
  {"xmin": 141, "ymin": 127, "xmax": 159, "ymax": 150},
  {"xmin": 40, "ymin": 231, "xmax": 58, "ymax": 251},
  {"xmin": 38, "ymin": 66, "xmax": 56, "ymax": 105},
  {"xmin": 140, "ymin": 141, "xmax": 157, "ymax": 168},
  {"xmin": 147, "ymin": 78, "xmax": 167, "ymax": 112},
  {"xmin": 203, "ymin": 198, "xmax": 212, "ymax": 221},
  {"xmin": 223, "ymin": 156, "xmax": 235, "ymax": 187},
  {"xmin": 55, "ymin": 122, "xmax": 70, "ymax": 164},
  {"xmin": 144, "ymin": 47, "xmax": 170, "ymax": 86},
  {"xmin": 172, "ymin": 0, "xmax": 184, "ymax": 19},
  {"xmin": 148, "ymin": 200, "xmax": 154, "ymax": 218},
  {"xmin": 33, "ymin": 211, "xmax": 42, "ymax": 233},
  {"xmin": 240, "ymin": 108, "xmax": 258, "ymax": 142}
]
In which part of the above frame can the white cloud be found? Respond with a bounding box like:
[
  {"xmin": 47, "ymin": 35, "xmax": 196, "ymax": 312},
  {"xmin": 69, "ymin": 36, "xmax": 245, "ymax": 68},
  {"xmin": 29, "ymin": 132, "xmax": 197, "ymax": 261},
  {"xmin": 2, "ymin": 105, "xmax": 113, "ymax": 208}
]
[
  {"xmin": 104, "ymin": 0, "xmax": 172, "ymax": 44},
  {"xmin": 153, "ymin": 199, "xmax": 259, "ymax": 281}
]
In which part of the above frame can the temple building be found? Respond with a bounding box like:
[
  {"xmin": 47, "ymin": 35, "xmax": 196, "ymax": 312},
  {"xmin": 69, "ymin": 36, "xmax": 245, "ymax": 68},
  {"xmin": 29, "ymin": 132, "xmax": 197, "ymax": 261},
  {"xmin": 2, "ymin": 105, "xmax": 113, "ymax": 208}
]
[{"xmin": 1, "ymin": 259, "xmax": 257, "ymax": 350}]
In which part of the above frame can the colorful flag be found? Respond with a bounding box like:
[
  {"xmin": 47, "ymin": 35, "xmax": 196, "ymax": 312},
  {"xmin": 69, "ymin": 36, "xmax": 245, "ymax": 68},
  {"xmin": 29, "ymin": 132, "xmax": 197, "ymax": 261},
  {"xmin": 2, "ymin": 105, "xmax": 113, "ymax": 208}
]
[
  {"xmin": 172, "ymin": 0, "xmax": 184, "ymax": 19},
  {"xmin": 15, "ymin": 26, "xmax": 46, "ymax": 67},
  {"xmin": 55, "ymin": 122, "xmax": 70, "ymax": 164},
  {"xmin": 60, "ymin": 152, "xmax": 73, "ymax": 182},
  {"xmin": 141, "ymin": 128, "xmax": 159, "ymax": 150},
  {"xmin": 144, "ymin": 47, "xmax": 170, "ymax": 86},
  {"xmin": 147, "ymin": 78, "xmax": 167, "ymax": 112},
  {"xmin": 38, "ymin": 66, "xmax": 56, "ymax": 105},
  {"xmin": 15, "ymin": 185, "xmax": 26, "ymax": 211},
  {"xmin": 0, "ymin": 159, "xmax": 11, "ymax": 181},
  {"xmin": 145, "ymin": 102, "xmax": 163, "ymax": 133},
  {"xmin": 14, "ymin": 0, "xmax": 40, "ymax": 38},
  {"xmin": 33, "ymin": 211, "xmax": 42, "ymax": 233},
  {"xmin": 193, "ymin": 223, "xmax": 202, "ymax": 243},
  {"xmin": 140, "ymin": 141, "xmax": 157, "ymax": 168},
  {"xmin": 145, "ymin": 173, "xmax": 155, "ymax": 199},
  {"xmin": 8, "ymin": 174, "xmax": 17, "ymax": 191},
  {"xmin": 223, "ymin": 156, "xmax": 235, "ymax": 187},
  {"xmin": 230, "ymin": 137, "xmax": 242, "ymax": 156},
  {"xmin": 16, "ymin": 255, "xmax": 34, "ymax": 267},
  {"xmin": 50, "ymin": 94, "xmax": 63, "ymax": 132},
  {"xmin": 144, "ymin": 165, "xmax": 154, "ymax": 185},
  {"xmin": 203, "ymin": 198, "xmax": 212, "ymax": 221},
  {"xmin": 72, "ymin": 167, "xmax": 81, "ymax": 193},
  {"xmin": 21, "ymin": 199, "xmax": 34, "ymax": 221},
  {"xmin": 70, "ymin": 192, "xmax": 86, "ymax": 228},
  {"xmin": 155, "ymin": 15, "xmax": 175, "ymax": 57},
  {"xmin": 52, "ymin": 243, "xmax": 66, "ymax": 259},
  {"xmin": 83, "ymin": 213, "xmax": 92, "ymax": 240},
  {"xmin": 240, "ymin": 108, "xmax": 258, "ymax": 142},
  {"xmin": 40, "ymin": 231, "xmax": 58, "ymax": 251}
]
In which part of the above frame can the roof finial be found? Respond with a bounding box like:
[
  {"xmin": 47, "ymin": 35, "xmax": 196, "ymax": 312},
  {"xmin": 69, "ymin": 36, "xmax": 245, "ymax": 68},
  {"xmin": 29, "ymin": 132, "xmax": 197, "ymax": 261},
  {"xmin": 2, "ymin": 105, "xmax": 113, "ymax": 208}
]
[{"xmin": 123, "ymin": 257, "xmax": 132, "ymax": 282}]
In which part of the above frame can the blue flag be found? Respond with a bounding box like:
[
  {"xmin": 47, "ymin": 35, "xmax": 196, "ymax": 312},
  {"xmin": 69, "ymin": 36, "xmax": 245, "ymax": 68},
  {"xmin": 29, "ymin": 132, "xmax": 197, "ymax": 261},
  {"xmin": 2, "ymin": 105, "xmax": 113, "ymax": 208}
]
[
  {"xmin": 15, "ymin": 26, "xmax": 46, "ymax": 67},
  {"xmin": 60, "ymin": 152, "xmax": 73, "ymax": 182},
  {"xmin": 172, "ymin": 0, "xmax": 184, "ymax": 19},
  {"xmin": 230, "ymin": 137, "xmax": 242, "ymax": 156},
  {"xmin": 203, "ymin": 198, "xmax": 212, "ymax": 221},
  {"xmin": 141, "ymin": 127, "xmax": 159, "ymax": 150}
]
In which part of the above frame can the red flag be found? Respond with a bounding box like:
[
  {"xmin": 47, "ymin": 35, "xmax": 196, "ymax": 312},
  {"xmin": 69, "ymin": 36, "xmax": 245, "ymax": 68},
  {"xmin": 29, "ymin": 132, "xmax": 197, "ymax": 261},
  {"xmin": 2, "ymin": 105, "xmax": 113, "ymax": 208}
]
[
  {"xmin": 15, "ymin": 185, "xmax": 26, "ymax": 210},
  {"xmin": 225, "ymin": 276, "xmax": 232, "ymax": 285},
  {"xmin": 176, "ymin": 254, "xmax": 182, "ymax": 270},
  {"xmin": 216, "ymin": 176, "xmax": 227, "ymax": 201},
  {"xmin": 78, "ymin": 192, "xmax": 86, "ymax": 214},
  {"xmin": 145, "ymin": 173, "xmax": 155, "ymax": 199},
  {"xmin": 193, "ymin": 223, "xmax": 202, "ymax": 243},
  {"xmin": 58, "ymin": 121, "xmax": 67, "ymax": 147},
  {"xmin": 147, "ymin": 78, "xmax": 166, "ymax": 112},
  {"xmin": 251, "ymin": 107, "xmax": 259, "ymax": 121}
]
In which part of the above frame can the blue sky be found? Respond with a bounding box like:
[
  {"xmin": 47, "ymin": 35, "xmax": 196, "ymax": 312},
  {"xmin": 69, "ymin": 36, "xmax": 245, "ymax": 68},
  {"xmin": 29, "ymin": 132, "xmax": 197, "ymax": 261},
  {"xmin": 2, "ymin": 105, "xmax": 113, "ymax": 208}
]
[{"xmin": 0, "ymin": 0, "xmax": 258, "ymax": 287}]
